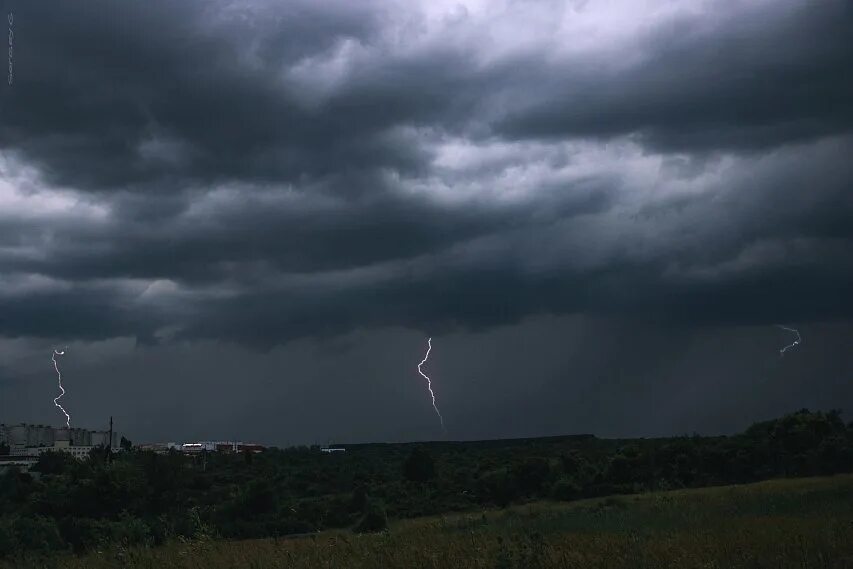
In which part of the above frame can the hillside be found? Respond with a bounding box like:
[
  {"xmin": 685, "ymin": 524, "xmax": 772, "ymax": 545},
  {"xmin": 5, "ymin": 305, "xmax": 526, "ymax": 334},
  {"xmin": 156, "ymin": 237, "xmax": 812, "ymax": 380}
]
[
  {"xmin": 33, "ymin": 474, "xmax": 853, "ymax": 569},
  {"xmin": 1, "ymin": 409, "xmax": 852, "ymax": 558}
]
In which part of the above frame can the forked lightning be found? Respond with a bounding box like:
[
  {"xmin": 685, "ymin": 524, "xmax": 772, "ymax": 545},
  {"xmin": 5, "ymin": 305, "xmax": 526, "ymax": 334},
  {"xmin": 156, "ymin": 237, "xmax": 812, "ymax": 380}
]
[
  {"xmin": 777, "ymin": 325, "xmax": 801, "ymax": 356},
  {"xmin": 52, "ymin": 348, "xmax": 71, "ymax": 427},
  {"xmin": 417, "ymin": 337, "xmax": 445, "ymax": 432}
]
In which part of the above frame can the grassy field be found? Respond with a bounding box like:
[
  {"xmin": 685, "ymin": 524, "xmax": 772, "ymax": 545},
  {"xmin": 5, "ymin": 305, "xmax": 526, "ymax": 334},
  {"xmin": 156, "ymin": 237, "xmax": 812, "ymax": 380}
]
[{"xmin": 10, "ymin": 474, "xmax": 853, "ymax": 569}]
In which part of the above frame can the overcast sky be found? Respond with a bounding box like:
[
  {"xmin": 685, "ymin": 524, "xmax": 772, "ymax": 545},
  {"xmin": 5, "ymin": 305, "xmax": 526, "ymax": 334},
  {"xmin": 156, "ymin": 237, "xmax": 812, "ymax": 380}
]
[{"xmin": 1, "ymin": 0, "xmax": 851, "ymax": 445}]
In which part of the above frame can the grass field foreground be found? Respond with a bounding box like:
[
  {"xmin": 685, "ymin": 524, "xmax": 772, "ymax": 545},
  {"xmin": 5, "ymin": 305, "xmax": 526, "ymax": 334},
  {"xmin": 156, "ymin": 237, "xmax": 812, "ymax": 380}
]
[{"xmin": 10, "ymin": 474, "xmax": 853, "ymax": 569}]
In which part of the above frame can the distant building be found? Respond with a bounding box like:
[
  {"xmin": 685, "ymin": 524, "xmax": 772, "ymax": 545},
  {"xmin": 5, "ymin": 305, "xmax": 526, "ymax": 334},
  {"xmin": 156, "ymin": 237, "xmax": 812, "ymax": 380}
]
[
  {"xmin": 135, "ymin": 443, "xmax": 161, "ymax": 453},
  {"xmin": 22, "ymin": 439, "xmax": 96, "ymax": 460},
  {"xmin": 0, "ymin": 423, "xmax": 119, "ymax": 461},
  {"xmin": 140, "ymin": 440, "xmax": 266, "ymax": 454},
  {"xmin": 320, "ymin": 447, "xmax": 346, "ymax": 453},
  {"xmin": 0, "ymin": 457, "xmax": 38, "ymax": 475},
  {"xmin": 180, "ymin": 442, "xmax": 208, "ymax": 453}
]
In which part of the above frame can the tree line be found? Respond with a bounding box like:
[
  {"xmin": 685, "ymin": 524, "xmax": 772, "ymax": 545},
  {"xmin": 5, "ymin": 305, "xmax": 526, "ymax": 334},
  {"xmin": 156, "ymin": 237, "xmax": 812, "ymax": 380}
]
[{"xmin": 1, "ymin": 409, "xmax": 851, "ymax": 557}]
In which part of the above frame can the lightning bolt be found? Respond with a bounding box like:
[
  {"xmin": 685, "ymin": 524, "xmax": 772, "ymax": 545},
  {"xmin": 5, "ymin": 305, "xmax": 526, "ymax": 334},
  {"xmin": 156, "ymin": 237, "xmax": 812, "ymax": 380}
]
[
  {"xmin": 777, "ymin": 325, "xmax": 801, "ymax": 356},
  {"xmin": 52, "ymin": 348, "xmax": 71, "ymax": 428},
  {"xmin": 417, "ymin": 337, "xmax": 445, "ymax": 432}
]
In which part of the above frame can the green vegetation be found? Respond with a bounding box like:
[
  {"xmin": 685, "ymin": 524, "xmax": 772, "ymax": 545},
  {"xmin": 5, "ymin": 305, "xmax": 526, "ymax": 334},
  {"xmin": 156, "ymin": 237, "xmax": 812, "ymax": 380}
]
[
  {"xmin": 9, "ymin": 475, "xmax": 853, "ymax": 568},
  {"xmin": 0, "ymin": 409, "xmax": 852, "ymax": 563}
]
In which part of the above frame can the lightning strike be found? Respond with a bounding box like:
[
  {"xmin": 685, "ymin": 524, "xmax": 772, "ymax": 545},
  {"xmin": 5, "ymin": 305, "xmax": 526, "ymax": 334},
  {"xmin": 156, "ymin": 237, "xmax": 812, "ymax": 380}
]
[
  {"xmin": 52, "ymin": 348, "xmax": 71, "ymax": 428},
  {"xmin": 777, "ymin": 325, "xmax": 801, "ymax": 356},
  {"xmin": 417, "ymin": 337, "xmax": 445, "ymax": 432}
]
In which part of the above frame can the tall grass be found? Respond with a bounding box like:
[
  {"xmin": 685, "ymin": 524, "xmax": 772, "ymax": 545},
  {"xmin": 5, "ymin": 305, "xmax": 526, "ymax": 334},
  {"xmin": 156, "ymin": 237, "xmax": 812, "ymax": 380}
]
[{"xmin": 8, "ymin": 475, "xmax": 853, "ymax": 569}]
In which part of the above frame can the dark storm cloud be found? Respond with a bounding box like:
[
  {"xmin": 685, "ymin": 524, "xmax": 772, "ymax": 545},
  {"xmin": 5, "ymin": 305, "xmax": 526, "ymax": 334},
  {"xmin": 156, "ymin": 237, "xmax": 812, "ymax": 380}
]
[
  {"xmin": 0, "ymin": 0, "xmax": 851, "ymax": 348},
  {"xmin": 5, "ymin": 0, "xmax": 848, "ymax": 195},
  {"xmin": 0, "ymin": 286, "xmax": 160, "ymax": 341},
  {"xmin": 178, "ymin": 250, "xmax": 853, "ymax": 350},
  {"xmin": 0, "ymin": 0, "xmax": 425, "ymax": 189},
  {"xmin": 499, "ymin": 1, "xmax": 853, "ymax": 151},
  {"xmin": 0, "ymin": 173, "xmax": 613, "ymax": 284},
  {"xmin": 2, "ymin": 0, "xmax": 853, "ymax": 446}
]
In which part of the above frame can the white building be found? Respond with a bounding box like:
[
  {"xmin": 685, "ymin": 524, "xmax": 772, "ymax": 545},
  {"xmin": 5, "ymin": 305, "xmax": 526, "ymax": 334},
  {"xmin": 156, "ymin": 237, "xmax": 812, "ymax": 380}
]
[
  {"xmin": 1, "ymin": 423, "xmax": 119, "ymax": 461},
  {"xmin": 0, "ymin": 457, "xmax": 39, "ymax": 475},
  {"xmin": 22, "ymin": 439, "xmax": 95, "ymax": 460}
]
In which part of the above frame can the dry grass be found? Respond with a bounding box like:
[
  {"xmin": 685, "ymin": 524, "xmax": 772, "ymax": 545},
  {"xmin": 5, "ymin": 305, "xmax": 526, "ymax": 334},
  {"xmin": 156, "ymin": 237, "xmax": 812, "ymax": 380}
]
[{"xmin": 10, "ymin": 475, "xmax": 853, "ymax": 569}]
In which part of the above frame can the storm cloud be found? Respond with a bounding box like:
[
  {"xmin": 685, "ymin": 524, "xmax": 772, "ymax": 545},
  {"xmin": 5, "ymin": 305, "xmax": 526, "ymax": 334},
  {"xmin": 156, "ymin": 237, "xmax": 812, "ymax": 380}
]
[{"xmin": 0, "ymin": 0, "xmax": 851, "ymax": 443}]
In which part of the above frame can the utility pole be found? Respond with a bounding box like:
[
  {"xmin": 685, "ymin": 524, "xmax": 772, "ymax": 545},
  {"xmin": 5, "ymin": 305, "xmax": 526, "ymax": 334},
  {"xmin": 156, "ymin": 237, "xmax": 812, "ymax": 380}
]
[{"xmin": 108, "ymin": 416, "xmax": 113, "ymax": 464}]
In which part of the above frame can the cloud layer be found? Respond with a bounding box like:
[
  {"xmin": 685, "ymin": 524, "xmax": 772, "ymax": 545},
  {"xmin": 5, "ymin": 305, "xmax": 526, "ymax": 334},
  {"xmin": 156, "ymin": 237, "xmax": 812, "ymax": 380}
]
[{"xmin": 1, "ymin": 0, "xmax": 851, "ymax": 442}]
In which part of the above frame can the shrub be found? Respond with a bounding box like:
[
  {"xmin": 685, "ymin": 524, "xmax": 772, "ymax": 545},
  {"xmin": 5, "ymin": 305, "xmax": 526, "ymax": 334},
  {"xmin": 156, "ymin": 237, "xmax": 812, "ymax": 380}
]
[
  {"xmin": 349, "ymin": 486, "xmax": 368, "ymax": 512},
  {"xmin": 512, "ymin": 458, "xmax": 553, "ymax": 496},
  {"xmin": 31, "ymin": 451, "xmax": 76, "ymax": 475},
  {"xmin": 478, "ymin": 468, "xmax": 517, "ymax": 507},
  {"xmin": 0, "ymin": 516, "xmax": 16, "ymax": 555},
  {"xmin": 111, "ymin": 514, "xmax": 152, "ymax": 547},
  {"xmin": 12, "ymin": 515, "xmax": 66, "ymax": 553},
  {"xmin": 59, "ymin": 517, "xmax": 110, "ymax": 554},
  {"xmin": 354, "ymin": 498, "xmax": 388, "ymax": 533},
  {"xmin": 550, "ymin": 477, "xmax": 582, "ymax": 501}
]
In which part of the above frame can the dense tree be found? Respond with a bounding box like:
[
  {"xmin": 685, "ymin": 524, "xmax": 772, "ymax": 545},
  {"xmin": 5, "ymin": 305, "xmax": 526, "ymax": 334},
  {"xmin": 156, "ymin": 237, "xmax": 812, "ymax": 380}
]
[
  {"xmin": 31, "ymin": 451, "xmax": 76, "ymax": 475},
  {"xmin": 349, "ymin": 486, "xmax": 368, "ymax": 513},
  {"xmin": 0, "ymin": 409, "xmax": 851, "ymax": 557},
  {"xmin": 512, "ymin": 458, "xmax": 554, "ymax": 496},
  {"xmin": 551, "ymin": 477, "xmax": 582, "ymax": 501},
  {"xmin": 403, "ymin": 447, "xmax": 436, "ymax": 483},
  {"xmin": 236, "ymin": 479, "xmax": 276, "ymax": 517}
]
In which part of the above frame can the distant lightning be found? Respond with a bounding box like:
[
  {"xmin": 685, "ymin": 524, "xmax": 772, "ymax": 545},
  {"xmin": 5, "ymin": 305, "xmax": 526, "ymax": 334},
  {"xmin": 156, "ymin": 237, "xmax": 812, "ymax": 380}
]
[
  {"xmin": 52, "ymin": 348, "xmax": 71, "ymax": 428},
  {"xmin": 777, "ymin": 325, "xmax": 801, "ymax": 356},
  {"xmin": 417, "ymin": 337, "xmax": 445, "ymax": 432}
]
